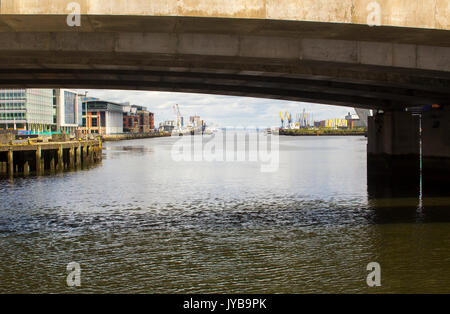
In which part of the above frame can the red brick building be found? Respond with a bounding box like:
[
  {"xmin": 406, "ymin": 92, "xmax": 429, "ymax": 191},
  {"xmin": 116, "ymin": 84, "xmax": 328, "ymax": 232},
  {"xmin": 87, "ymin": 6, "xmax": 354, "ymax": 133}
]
[
  {"xmin": 123, "ymin": 114, "xmax": 139, "ymax": 133},
  {"xmin": 123, "ymin": 105, "xmax": 154, "ymax": 133}
]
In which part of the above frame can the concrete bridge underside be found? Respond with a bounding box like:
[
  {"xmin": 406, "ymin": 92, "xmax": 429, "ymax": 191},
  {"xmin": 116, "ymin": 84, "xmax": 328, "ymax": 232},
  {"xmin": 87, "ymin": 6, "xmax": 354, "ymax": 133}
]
[
  {"xmin": 0, "ymin": 0, "xmax": 449, "ymax": 110},
  {"xmin": 0, "ymin": 15, "xmax": 449, "ymax": 110}
]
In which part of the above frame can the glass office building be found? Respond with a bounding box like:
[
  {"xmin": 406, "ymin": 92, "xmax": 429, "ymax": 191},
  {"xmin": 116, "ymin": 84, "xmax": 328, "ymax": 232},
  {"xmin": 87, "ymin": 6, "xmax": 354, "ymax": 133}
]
[
  {"xmin": 0, "ymin": 89, "xmax": 55, "ymax": 132},
  {"xmin": 55, "ymin": 89, "xmax": 80, "ymax": 134}
]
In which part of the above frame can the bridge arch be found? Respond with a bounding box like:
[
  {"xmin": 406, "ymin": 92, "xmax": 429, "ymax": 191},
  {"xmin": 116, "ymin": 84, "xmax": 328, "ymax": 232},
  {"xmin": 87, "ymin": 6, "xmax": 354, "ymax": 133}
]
[{"xmin": 0, "ymin": 0, "xmax": 449, "ymax": 110}]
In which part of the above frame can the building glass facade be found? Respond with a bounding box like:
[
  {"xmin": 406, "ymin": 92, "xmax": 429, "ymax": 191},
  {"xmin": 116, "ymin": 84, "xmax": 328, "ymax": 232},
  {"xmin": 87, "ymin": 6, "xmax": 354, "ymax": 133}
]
[
  {"xmin": 64, "ymin": 91, "xmax": 76, "ymax": 125},
  {"xmin": 0, "ymin": 89, "xmax": 55, "ymax": 131}
]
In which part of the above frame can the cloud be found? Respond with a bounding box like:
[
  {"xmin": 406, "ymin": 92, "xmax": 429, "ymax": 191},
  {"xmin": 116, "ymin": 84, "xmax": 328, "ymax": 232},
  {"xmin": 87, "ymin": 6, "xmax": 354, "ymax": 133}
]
[{"xmin": 78, "ymin": 89, "xmax": 356, "ymax": 127}]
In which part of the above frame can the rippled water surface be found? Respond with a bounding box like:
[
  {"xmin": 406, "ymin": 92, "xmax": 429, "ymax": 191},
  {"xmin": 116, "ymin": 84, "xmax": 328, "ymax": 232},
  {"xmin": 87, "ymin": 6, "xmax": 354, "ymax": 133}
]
[{"xmin": 1, "ymin": 135, "xmax": 449, "ymax": 293}]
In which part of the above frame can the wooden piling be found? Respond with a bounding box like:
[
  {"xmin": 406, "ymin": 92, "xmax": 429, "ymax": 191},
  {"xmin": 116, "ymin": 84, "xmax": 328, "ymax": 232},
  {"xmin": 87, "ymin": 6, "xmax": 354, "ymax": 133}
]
[
  {"xmin": 83, "ymin": 144, "xmax": 88, "ymax": 167},
  {"xmin": 50, "ymin": 152, "xmax": 55, "ymax": 173},
  {"xmin": 76, "ymin": 144, "xmax": 81, "ymax": 168},
  {"xmin": 36, "ymin": 146, "xmax": 42, "ymax": 175},
  {"xmin": 23, "ymin": 160, "xmax": 29, "ymax": 176},
  {"xmin": 69, "ymin": 146, "xmax": 75, "ymax": 169},
  {"xmin": 7, "ymin": 149, "xmax": 13, "ymax": 177},
  {"xmin": 1, "ymin": 139, "xmax": 102, "ymax": 177},
  {"xmin": 57, "ymin": 145, "xmax": 63, "ymax": 172}
]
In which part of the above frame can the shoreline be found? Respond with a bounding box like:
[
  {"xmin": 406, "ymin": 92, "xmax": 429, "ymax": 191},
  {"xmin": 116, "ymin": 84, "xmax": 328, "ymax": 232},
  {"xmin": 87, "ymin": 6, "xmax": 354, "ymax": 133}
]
[
  {"xmin": 101, "ymin": 132, "xmax": 171, "ymax": 142},
  {"xmin": 279, "ymin": 129, "xmax": 367, "ymax": 137}
]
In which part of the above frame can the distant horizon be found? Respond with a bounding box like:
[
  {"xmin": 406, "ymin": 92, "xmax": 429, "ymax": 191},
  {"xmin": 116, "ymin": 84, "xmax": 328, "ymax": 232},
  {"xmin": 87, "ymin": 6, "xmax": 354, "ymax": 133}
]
[{"xmin": 76, "ymin": 89, "xmax": 358, "ymax": 128}]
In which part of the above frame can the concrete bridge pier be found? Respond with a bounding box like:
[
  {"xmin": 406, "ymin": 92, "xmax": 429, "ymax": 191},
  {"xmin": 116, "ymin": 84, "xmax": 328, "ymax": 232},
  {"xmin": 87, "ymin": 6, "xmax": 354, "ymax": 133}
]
[
  {"xmin": 367, "ymin": 111, "xmax": 421, "ymax": 199},
  {"xmin": 421, "ymin": 105, "xmax": 450, "ymax": 196}
]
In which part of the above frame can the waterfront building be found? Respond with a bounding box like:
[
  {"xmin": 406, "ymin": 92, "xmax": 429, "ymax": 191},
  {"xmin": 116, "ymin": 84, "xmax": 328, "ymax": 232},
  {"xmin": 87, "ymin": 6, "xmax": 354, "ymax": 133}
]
[
  {"xmin": 123, "ymin": 105, "xmax": 139, "ymax": 133},
  {"xmin": 54, "ymin": 89, "xmax": 82, "ymax": 134},
  {"xmin": 82, "ymin": 100, "xmax": 124, "ymax": 135},
  {"xmin": 159, "ymin": 120, "xmax": 175, "ymax": 133},
  {"xmin": 0, "ymin": 89, "xmax": 55, "ymax": 132},
  {"xmin": 353, "ymin": 108, "xmax": 373, "ymax": 128},
  {"xmin": 318, "ymin": 119, "xmax": 348, "ymax": 128},
  {"xmin": 138, "ymin": 109, "xmax": 150, "ymax": 133},
  {"xmin": 345, "ymin": 112, "xmax": 365, "ymax": 129},
  {"xmin": 123, "ymin": 105, "xmax": 154, "ymax": 133}
]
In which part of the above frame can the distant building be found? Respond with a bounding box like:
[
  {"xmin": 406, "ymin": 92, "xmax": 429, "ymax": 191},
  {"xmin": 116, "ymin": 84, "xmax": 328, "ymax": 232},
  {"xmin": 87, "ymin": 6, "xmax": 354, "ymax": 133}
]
[
  {"xmin": 345, "ymin": 112, "xmax": 365, "ymax": 129},
  {"xmin": 189, "ymin": 116, "xmax": 201, "ymax": 127},
  {"xmin": 353, "ymin": 108, "xmax": 373, "ymax": 128},
  {"xmin": 123, "ymin": 105, "xmax": 139, "ymax": 133},
  {"xmin": 318, "ymin": 119, "xmax": 348, "ymax": 128},
  {"xmin": 122, "ymin": 104, "xmax": 154, "ymax": 133},
  {"xmin": 159, "ymin": 120, "xmax": 175, "ymax": 133},
  {"xmin": 82, "ymin": 100, "xmax": 123, "ymax": 135},
  {"xmin": 138, "ymin": 109, "xmax": 151, "ymax": 133}
]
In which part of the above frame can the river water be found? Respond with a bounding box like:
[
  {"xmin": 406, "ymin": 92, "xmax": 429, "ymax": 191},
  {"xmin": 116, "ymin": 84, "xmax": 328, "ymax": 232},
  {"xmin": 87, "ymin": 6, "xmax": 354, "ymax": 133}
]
[{"xmin": 1, "ymin": 134, "xmax": 449, "ymax": 293}]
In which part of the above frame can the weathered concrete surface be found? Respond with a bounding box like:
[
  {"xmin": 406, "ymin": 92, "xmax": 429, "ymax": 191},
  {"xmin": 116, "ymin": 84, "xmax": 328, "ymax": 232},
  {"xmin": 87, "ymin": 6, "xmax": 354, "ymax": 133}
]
[
  {"xmin": 367, "ymin": 111, "xmax": 421, "ymax": 198},
  {"xmin": 1, "ymin": 0, "xmax": 449, "ymax": 30},
  {"xmin": 422, "ymin": 106, "xmax": 450, "ymax": 160},
  {"xmin": 367, "ymin": 111, "xmax": 420, "ymax": 157},
  {"xmin": 421, "ymin": 105, "xmax": 450, "ymax": 191}
]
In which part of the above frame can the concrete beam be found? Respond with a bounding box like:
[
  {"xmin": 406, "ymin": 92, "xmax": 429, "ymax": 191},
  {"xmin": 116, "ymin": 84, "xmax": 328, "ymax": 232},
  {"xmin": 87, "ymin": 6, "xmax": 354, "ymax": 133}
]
[
  {"xmin": 1, "ymin": 0, "xmax": 448, "ymax": 30},
  {"xmin": 0, "ymin": 11, "xmax": 447, "ymax": 108},
  {"xmin": 368, "ymin": 111, "xmax": 420, "ymax": 157}
]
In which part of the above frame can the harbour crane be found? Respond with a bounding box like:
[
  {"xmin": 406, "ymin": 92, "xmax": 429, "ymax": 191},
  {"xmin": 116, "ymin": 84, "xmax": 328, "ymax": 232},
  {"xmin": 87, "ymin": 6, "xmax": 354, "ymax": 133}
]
[
  {"xmin": 285, "ymin": 111, "xmax": 293, "ymax": 129},
  {"xmin": 280, "ymin": 111, "xmax": 284, "ymax": 129}
]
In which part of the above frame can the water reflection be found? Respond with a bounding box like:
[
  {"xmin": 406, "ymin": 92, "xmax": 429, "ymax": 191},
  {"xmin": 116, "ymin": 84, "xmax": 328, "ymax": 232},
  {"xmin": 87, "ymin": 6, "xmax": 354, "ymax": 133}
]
[
  {"xmin": 367, "ymin": 154, "xmax": 450, "ymax": 224},
  {"xmin": 0, "ymin": 135, "xmax": 449, "ymax": 293}
]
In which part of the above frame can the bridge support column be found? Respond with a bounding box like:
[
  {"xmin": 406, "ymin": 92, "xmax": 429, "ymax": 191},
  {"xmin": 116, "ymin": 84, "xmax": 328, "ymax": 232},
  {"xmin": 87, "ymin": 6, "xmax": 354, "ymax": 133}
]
[
  {"xmin": 421, "ymin": 105, "xmax": 450, "ymax": 194},
  {"xmin": 367, "ymin": 111, "xmax": 420, "ymax": 199}
]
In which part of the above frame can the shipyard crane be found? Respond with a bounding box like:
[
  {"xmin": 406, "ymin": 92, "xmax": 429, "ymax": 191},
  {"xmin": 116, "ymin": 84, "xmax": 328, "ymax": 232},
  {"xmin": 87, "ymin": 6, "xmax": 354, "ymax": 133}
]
[
  {"xmin": 173, "ymin": 104, "xmax": 182, "ymax": 129},
  {"xmin": 280, "ymin": 111, "xmax": 284, "ymax": 129},
  {"xmin": 285, "ymin": 111, "xmax": 293, "ymax": 129}
]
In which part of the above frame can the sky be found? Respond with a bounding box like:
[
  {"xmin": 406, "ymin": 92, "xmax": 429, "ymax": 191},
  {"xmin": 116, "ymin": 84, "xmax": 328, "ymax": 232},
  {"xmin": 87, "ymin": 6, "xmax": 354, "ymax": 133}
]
[{"xmin": 78, "ymin": 89, "xmax": 356, "ymax": 128}]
